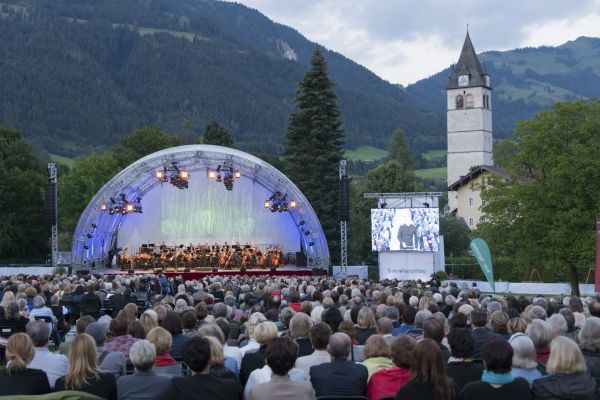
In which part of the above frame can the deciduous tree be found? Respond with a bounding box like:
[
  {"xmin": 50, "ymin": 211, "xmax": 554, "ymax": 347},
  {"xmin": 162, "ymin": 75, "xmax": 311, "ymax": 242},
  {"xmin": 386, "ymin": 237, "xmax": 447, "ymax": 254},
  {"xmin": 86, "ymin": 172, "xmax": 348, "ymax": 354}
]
[{"xmin": 199, "ymin": 121, "xmax": 234, "ymax": 147}]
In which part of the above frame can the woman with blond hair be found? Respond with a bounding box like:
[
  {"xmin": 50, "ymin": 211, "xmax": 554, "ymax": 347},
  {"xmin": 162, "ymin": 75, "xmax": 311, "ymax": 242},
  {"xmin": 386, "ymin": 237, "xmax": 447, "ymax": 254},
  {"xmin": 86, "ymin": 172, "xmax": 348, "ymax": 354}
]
[
  {"xmin": 147, "ymin": 326, "xmax": 179, "ymax": 376},
  {"xmin": 355, "ymin": 307, "xmax": 376, "ymax": 345},
  {"xmin": 532, "ymin": 336, "xmax": 595, "ymax": 399},
  {"xmin": 140, "ymin": 309, "xmax": 159, "ymax": 335},
  {"xmin": 0, "ymin": 291, "xmax": 15, "ymax": 315},
  {"xmin": 0, "ymin": 333, "xmax": 50, "ymax": 395},
  {"xmin": 360, "ymin": 334, "xmax": 393, "ymax": 379},
  {"xmin": 55, "ymin": 333, "xmax": 117, "ymax": 399}
]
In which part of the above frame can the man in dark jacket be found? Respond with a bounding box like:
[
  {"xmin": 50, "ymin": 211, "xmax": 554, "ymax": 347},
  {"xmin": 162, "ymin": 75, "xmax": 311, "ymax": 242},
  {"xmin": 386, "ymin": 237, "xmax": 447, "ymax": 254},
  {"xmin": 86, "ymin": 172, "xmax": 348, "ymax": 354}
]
[
  {"xmin": 470, "ymin": 309, "xmax": 496, "ymax": 360},
  {"xmin": 310, "ymin": 332, "xmax": 368, "ymax": 398}
]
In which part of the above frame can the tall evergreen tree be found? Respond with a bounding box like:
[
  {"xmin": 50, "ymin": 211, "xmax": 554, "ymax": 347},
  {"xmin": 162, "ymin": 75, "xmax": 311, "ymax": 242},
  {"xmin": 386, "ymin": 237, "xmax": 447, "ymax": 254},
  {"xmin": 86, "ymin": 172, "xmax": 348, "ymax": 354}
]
[
  {"xmin": 388, "ymin": 129, "xmax": 416, "ymax": 170},
  {"xmin": 199, "ymin": 121, "xmax": 234, "ymax": 147},
  {"xmin": 284, "ymin": 48, "xmax": 344, "ymax": 265}
]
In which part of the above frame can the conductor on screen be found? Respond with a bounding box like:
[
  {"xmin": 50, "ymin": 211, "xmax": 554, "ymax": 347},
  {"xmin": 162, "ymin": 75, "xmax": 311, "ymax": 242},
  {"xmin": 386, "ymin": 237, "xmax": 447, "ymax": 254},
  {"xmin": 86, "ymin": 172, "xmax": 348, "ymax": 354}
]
[{"xmin": 396, "ymin": 209, "xmax": 417, "ymax": 250}]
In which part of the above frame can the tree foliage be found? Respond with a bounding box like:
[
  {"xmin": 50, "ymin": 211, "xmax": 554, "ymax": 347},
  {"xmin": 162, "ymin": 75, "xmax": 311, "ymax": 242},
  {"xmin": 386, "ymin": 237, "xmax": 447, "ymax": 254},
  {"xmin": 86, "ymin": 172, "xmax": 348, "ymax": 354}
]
[
  {"xmin": 284, "ymin": 48, "xmax": 345, "ymax": 264},
  {"xmin": 0, "ymin": 126, "xmax": 47, "ymax": 261},
  {"xmin": 440, "ymin": 216, "xmax": 471, "ymax": 257},
  {"xmin": 388, "ymin": 129, "xmax": 416, "ymax": 170},
  {"xmin": 349, "ymin": 161, "xmax": 421, "ymax": 263},
  {"xmin": 112, "ymin": 126, "xmax": 182, "ymax": 168},
  {"xmin": 199, "ymin": 121, "xmax": 234, "ymax": 147},
  {"xmin": 478, "ymin": 100, "xmax": 600, "ymax": 295}
]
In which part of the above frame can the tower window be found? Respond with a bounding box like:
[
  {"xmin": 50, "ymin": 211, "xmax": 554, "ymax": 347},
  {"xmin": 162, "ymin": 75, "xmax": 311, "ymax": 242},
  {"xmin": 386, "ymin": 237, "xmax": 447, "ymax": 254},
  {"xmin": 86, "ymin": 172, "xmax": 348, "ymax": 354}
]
[
  {"xmin": 483, "ymin": 94, "xmax": 490, "ymax": 110},
  {"xmin": 455, "ymin": 95, "xmax": 464, "ymax": 109},
  {"xmin": 468, "ymin": 197, "xmax": 474, "ymax": 207},
  {"xmin": 465, "ymin": 94, "xmax": 474, "ymax": 108},
  {"xmin": 469, "ymin": 217, "xmax": 474, "ymax": 226}
]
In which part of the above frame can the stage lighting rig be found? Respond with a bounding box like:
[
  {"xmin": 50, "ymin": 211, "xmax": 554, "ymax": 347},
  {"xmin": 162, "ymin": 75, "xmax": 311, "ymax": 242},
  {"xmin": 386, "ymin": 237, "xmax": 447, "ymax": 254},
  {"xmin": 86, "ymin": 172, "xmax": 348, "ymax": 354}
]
[
  {"xmin": 101, "ymin": 195, "xmax": 142, "ymax": 215},
  {"xmin": 154, "ymin": 163, "xmax": 190, "ymax": 189},
  {"xmin": 264, "ymin": 191, "xmax": 296, "ymax": 213},
  {"xmin": 208, "ymin": 164, "xmax": 240, "ymax": 191}
]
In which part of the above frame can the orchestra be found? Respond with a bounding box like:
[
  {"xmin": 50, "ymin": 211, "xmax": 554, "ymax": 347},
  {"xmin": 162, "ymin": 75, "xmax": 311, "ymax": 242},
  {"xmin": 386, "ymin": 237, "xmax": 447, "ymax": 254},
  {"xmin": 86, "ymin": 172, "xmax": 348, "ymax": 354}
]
[{"xmin": 117, "ymin": 242, "xmax": 285, "ymax": 271}]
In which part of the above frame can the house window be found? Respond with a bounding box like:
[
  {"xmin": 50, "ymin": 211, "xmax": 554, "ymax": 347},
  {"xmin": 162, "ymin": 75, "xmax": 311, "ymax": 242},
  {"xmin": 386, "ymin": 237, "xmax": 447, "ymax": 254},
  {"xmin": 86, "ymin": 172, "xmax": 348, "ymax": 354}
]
[
  {"xmin": 468, "ymin": 197, "xmax": 474, "ymax": 207},
  {"xmin": 465, "ymin": 94, "xmax": 474, "ymax": 108},
  {"xmin": 455, "ymin": 95, "xmax": 464, "ymax": 109},
  {"xmin": 469, "ymin": 217, "xmax": 474, "ymax": 226}
]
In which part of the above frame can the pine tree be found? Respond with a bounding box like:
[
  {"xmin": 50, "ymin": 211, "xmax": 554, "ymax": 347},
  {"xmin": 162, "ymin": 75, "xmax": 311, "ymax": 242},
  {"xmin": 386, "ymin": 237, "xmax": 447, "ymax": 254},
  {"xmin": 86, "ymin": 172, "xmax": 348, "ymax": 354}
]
[
  {"xmin": 200, "ymin": 121, "xmax": 234, "ymax": 147},
  {"xmin": 284, "ymin": 48, "xmax": 344, "ymax": 265}
]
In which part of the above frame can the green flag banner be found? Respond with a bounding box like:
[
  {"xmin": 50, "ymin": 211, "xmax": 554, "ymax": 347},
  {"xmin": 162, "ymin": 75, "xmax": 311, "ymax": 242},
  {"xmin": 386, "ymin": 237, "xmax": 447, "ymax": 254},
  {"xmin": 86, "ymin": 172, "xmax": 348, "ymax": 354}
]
[{"xmin": 470, "ymin": 238, "xmax": 495, "ymax": 292}]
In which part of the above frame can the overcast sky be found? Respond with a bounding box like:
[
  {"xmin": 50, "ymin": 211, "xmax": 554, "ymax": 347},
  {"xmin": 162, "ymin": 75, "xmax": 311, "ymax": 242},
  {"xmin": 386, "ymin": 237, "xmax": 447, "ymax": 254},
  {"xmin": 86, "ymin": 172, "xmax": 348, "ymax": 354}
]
[{"xmin": 230, "ymin": 0, "xmax": 600, "ymax": 86}]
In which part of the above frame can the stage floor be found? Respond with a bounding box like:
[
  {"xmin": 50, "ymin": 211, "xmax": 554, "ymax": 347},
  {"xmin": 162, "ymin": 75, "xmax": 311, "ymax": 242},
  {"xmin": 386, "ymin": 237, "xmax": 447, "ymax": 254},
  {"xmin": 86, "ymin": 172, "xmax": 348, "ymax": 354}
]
[{"xmin": 95, "ymin": 265, "xmax": 315, "ymax": 279}]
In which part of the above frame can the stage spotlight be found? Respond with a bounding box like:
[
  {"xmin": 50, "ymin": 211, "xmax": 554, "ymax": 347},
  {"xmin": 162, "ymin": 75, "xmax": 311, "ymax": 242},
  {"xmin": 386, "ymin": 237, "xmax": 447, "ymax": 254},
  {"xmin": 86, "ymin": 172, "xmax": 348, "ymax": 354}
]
[
  {"xmin": 156, "ymin": 170, "xmax": 167, "ymax": 182},
  {"xmin": 91, "ymin": 223, "xmax": 97, "ymax": 228},
  {"xmin": 109, "ymin": 208, "xmax": 114, "ymax": 215},
  {"xmin": 126, "ymin": 204, "xmax": 134, "ymax": 212},
  {"xmin": 208, "ymin": 171, "xmax": 216, "ymax": 179},
  {"xmin": 234, "ymin": 171, "xmax": 241, "ymax": 179},
  {"xmin": 290, "ymin": 200, "xmax": 297, "ymax": 208},
  {"xmin": 264, "ymin": 201, "xmax": 271, "ymax": 208},
  {"xmin": 180, "ymin": 171, "xmax": 189, "ymax": 179},
  {"xmin": 101, "ymin": 203, "xmax": 107, "ymax": 211},
  {"xmin": 86, "ymin": 233, "xmax": 93, "ymax": 238}
]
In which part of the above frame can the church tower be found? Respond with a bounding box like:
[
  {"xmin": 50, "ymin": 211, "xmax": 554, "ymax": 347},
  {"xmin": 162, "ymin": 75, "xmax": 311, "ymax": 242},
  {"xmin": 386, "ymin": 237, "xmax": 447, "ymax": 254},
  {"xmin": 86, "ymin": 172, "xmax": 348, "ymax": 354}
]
[{"xmin": 446, "ymin": 32, "xmax": 493, "ymax": 210}]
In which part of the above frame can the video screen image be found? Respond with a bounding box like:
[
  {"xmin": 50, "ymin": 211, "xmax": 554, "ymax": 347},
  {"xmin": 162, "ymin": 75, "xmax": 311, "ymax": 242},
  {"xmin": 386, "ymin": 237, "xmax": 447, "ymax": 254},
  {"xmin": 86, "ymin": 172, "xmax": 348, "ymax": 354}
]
[{"xmin": 371, "ymin": 208, "xmax": 440, "ymax": 252}]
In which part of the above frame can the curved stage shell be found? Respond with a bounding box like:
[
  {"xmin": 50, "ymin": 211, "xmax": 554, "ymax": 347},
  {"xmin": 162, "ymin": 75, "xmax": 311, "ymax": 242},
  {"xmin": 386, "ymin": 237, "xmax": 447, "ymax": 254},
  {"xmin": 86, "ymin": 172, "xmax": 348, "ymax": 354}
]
[{"xmin": 71, "ymin": 145, "xmax": 329, "ymax": 270}]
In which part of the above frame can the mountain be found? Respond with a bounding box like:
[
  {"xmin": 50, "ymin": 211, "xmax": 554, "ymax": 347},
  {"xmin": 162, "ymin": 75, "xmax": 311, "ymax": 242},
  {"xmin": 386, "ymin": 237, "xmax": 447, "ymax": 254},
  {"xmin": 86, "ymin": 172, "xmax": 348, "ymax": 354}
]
[
  {"xmin": 407, "ymin": 36, "xmax": 600, "ymax": 141},
  {"xmin": 0, "ymin": 0, "xmax": 445, "ymax": 157}
]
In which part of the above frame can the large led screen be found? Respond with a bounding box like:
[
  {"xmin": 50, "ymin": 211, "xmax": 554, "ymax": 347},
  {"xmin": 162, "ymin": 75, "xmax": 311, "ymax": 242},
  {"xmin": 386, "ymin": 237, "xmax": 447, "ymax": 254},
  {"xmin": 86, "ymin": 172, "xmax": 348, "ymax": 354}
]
[{"xmin": 371, "ymin": 208, "xmax": 440, "ymax": 252}]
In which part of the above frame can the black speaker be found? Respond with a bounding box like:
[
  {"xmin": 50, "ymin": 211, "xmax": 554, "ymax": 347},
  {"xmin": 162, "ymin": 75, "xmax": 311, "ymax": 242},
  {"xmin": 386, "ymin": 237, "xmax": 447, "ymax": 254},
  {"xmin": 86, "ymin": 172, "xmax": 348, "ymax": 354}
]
[
  {"xmin": 44, "ymin": 182, "xmax": 57, "ymax": 225},
  {"xmin": 296, "ymin": 252, "xmax": 307, "ymax": 267},
  {"xmin": 339, "ymin": 175, "xmax": 350, "ymax": 221}
]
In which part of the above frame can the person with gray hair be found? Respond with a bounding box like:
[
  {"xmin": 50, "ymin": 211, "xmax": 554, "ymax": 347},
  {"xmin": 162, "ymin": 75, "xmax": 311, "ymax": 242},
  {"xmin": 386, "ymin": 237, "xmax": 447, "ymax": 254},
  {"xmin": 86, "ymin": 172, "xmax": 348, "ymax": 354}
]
[
  {"xmin": 509, "ymin": 333, "xmax": 543, "ymax": 386},
  {"xmin": 526, "ymin": 319, "xmax": 552, "ymax": 365},
  {"xmin": 29, "ymin": 295, "xmax": 61, "ymax": 344},
  {"xmin": 85, "ymin": 322, "xmax": 126, "ymax": 377},
  {"xmin": 289, "ymin": 312, "xmax": 313, "ymax": 357},
  {"xmin": 26, "ymin": 320, "xmax": 68, "ymax": 389},
  {"xmin": 558, "ymin": 308, "xmax": 579, "ymax": 344},
  {"xmin": 546, "ymin": 313, "xmax": 568, "ymax": 338},
  {"xmin": 310, "ymin": 332, "xmax": 368, "ymax": 398},
  {"xmin": 406, "ymin": 310, "xmax": 432, "ymax": 340},
  {"xmin": 578, "ymin": 316, "xmax": 600, "ymax": 391},
  {"xmin": 529, "ymin": 305, "xmax": 547, "ymax": 321},
  {"xmin": 116, "ymin": 340, "xmax": 172, "ymax": 400}
]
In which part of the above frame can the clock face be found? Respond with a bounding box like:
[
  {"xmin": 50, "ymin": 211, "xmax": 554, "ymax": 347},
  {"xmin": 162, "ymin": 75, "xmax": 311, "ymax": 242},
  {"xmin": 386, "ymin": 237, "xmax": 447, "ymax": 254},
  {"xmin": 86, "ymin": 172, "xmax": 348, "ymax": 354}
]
[
  {"xmin": 485, "ymin": 75, "xmax": 490, "ymax": 86},
  {"xmin": 458, "ymin": 75, "xmax": 469, "ymax": 87}
]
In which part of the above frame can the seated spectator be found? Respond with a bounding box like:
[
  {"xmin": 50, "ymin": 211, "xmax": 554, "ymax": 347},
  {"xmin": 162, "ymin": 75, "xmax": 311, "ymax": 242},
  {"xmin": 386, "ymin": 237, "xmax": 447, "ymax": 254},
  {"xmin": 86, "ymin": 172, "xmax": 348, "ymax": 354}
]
[
  {"xmin": 424, "ymin": 317, "xmax": 451, "ymax": 362},
  {"xmin": 321, "ymin": 307, "xmax": 343, "ymax": 333},
  {"xmin": 197, "ymin": 323, "xmax": 238, "ymax": 376},
  {"xmin": 579, "ymin": 316, "xmax": 600, "ymax": 393},
  {"xmin": 140, "ymin": 310, "xmax": 159, "ymax": 336},
  {"xmin": 310, "ymin": 332, "xmax": 368, "ymax": 398},
  {"xmin": 446, "ymin": 328, "xmax": 484, "ymax": 392},
  {"xmin": 368, "ymin": 335, "xmax": 415, "ymax": 400},
  {"xmin": 147, "ymin": 327, "xmax": 179, "ymax": 376},
  {"xmin": 558, "ymin": 308, "xmax": 579, "ymax": 344},
  {"xmin": 158, "ymin": 336, "xmax": 241, "ymax": 400},
  {"xmin": 490, "ymin": 311, "xmax": 510, "ymax": 339},
  {"xmin": 406, "ymin": 309, "xmax": 432, "ymax": 341},
  {"xmin": 59, "ymin": 315, "xmax": 95, "ymax": 355},
  {"xmin": 526, "ymin": 319, "xmax": 552, "ymax": 367},
  {"xmin": 215, "ymin": 317, "xmax": 242, "ymax": 370},
  {"xmin": 0, "ymin": 301, "xmax": 28, "ymax": 332},
  {"xmin": 0, "ymin": 333, "xmax": 50, "ymax": 395},
  {"xmin": 355, "ymin": 307, "xmax": 376, "ymax": 345},
  {"xmin": 395, "ymin": 338, "xmax": 456, "ymax": 400},
  {"xmin": 29, "ymin": 295, "xmax": 61, "ymax": 345},
  {"xmin": 470, "ymin": 308, "xmax": 496, "ymax": 360},
  {"xmin": 203, "ymin": 335, "xmax": 238, "ymax": 380},
  {"xmin": 182, "ymin": 310, "xmax": 198, "ymax": 336},
  {"xmin": 248, "ymin": 336, "xmax": 315, "ymax": 400},
  {"xmin": 295, "ymin": 322, "xmax": 332, "ymax": 377},
  {"xmin": 239, "ymin": 312, "xmax": 266, "ymax": 357},
  {"xmin": 240, "ymin": 321, "xmax": 278, "ymax": 385},
  {"xmin": 507, "ymin": 317, "xmax": 527, "ymax": 335},
  {"xmin": 105, "ymin": 316, "xmax": 139, "ymax": 361},
  {"xmin": 86, "ymin": 322, "xmax": 126, "ymax": 377},
  {"xmin": 55, "ymin": 333, "xmax": 118, "ymax": 400},
  {"xmin": 128, "ymin": 320, "xmax": 146, "ymax": 340},
  {"xmin": 532, "ymin": 336, "xmax": 596, "ymax": 399},
  {"xmin": 393, "ymin": 305, "xmax": 417, "ymax": 336},
  {"xmin": 289, "ymin": 312, "xmax": 313, "ymax": 357},
  {"xmin": 26, "ymin": 320, "xmax": 68, "ymax": 389},
  {"xmin": 162, "ymin": 312, "xmax": 190, "ymax": 359},
  {"xmin": 79, "ymin": 285, "xmax": 102, "ymax": 320},
  {"xmin": 359, "ymin": 334, "xmax": 392, "ymax": 379},
  {"xmin": 117, "ymin": 340, "xmax": 172, "ymax": 400},
  {"xmin": 460, "ymin": 337, "xmax": 531, "ymax": 400},
  {"xmin": 509, "ymin": 333, "xmax": 543, "ymax": 386}
]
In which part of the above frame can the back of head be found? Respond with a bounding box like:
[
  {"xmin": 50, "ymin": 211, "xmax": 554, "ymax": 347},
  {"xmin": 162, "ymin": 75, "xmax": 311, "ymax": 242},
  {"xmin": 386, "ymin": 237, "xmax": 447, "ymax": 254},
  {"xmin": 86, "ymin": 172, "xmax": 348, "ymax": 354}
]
[
  {"xmin": 183, "ymin": 336, "xmax": 211, "ymax": 373},
  {"xmin": 109, "ymin": 317, "xmax": 129, "ymax": 337},
  {"xmin": 254, "ymin": 321, "xmax": 278, "ymax": 345},
  {"xmin": 321, "ymin": 307, "xmax": 343, "ymax": 333},
  {"xmin": 6, "ymin": 333, "xmax": 35, "ymax": 375},
  {"xmin": 129, "ymin": 340, "xmax": 156, "ymax": 372},
  {"xmin": 590, "ymin": 301, "xmax": 600, "ymax": 318},
  {"xmin": 579, "ymin": 316, "xmax": 600, "ymax": 353},
  {"xmin": 414, "ymin": 310, "xmax": 433, "ymax": 329},
  {"xmin": 377, "ymin": 317, "xmax": 393, "ymax": 335},
  {"xmin": 26, "ymin": 320, "xmax": 50, "ymax": 347},
  {"xmin": 76, "ymin": 315, "xmax": 96, "ymax": 334},
  {"xmin": 482, "ymin": 337, "xmax": 513, "ymax": 373},
  {"xmin": 266, "ymin": 336, "xmax": 299, "ymax": 376},
  {"xmin": 85, "ymin": 322, "xmax": 107, "ymax": 346},
  {"xmin": 509, "ymin": 333, "xmax": 537, "ymax": 369},
  {"xmin": 528, "ymin": 305, "xmax": 547, "ymax": 321},
  {"xmin": 309, "ymin": 322, "xmax": 332, "ymax": 350},
  {"xmin": 328, "ymin": 332, "xmax": 351, "ymax": 360},
  {"xmin": 289, "ymin": 312, "xmax": 311, "ymax": 339},
  {"xmin": 403, "ymin": 306, "xmax": 417, "ymax": 324},
  {"xmin": 423, "ymin": 317, "xmax": 444, "ymax": 343},
  {"xmin": 410, "ymin": 339, "xmax": 453, "ymax": 400},
  {"xmin": 162, "ymin": 312, "xmax": 183, "ymax": 335},
  {"xmin": 525, "ymin": 319, "xmax": 552, "ymax": 349},
  {"xmin": 197, "ymin": 323, "xmax": 225, "ymax": 344},
  {"xmin": 357, "ymin": 307, "xmax": 376, "ymax": 329},
  {"xmin": 391, "ymin": 335, "xmax": 416, "ymax": 369},
  {"xmin": 470, "ymin": 309, "xmax": 488, "ymax": 328},
  {"xmin": 447, "ymin": 328, "xmax": 474, "ymax": 359},
  {"xmin": 546, "ymin": 336, "xmax": 586, "ymax": 375},
  {"xmin": 66, "ymin": 333, "xmax": 99, "ymax": 390},
  {"xmin": 547, "ymin": 313, "xmax": 568, "ymax": 337},
  {"xmin": 147, "ymin": 326, "xmax": 172, "ymax": 356},
  {"xmin": 364, "ymin": 334, "xmax": 390, "ymax": 359},
  {"xmin": 212, "ymin": 302, "xmax": 228, "ymax": 319}
]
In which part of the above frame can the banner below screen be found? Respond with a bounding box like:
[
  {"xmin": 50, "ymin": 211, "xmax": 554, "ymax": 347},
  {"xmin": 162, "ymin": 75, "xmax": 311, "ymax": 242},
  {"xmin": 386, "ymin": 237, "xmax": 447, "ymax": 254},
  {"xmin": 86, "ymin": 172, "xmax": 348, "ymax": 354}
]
[{"xmin": 379, "ymin": 251, "xmax": 434, "ymax": 281}]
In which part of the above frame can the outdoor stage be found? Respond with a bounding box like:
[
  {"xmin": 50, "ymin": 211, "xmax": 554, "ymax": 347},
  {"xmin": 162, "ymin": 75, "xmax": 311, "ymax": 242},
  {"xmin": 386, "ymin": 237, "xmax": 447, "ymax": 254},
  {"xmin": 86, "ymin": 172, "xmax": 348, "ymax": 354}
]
[{"xmin": 95, "ymin": 265, "xmax": 316, "ymax": 279}]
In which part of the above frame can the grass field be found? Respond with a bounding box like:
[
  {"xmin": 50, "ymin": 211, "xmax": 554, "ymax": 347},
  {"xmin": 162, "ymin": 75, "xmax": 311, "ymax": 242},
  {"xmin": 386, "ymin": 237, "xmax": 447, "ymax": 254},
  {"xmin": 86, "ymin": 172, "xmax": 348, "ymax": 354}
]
[
  {"xmin": 414, "ymin": 167, "xmax": 446, "ymax": 180},
  {"xmin": 344, "ymin": 146, "xmax": 388, "ymax": 161},
  {"xmin": 49, "ymin": 153, "xmax": 75, "ymax": 168},
  {"xmin": 421, "ymin": 149, "xmax": 446, "ymax": 161}
]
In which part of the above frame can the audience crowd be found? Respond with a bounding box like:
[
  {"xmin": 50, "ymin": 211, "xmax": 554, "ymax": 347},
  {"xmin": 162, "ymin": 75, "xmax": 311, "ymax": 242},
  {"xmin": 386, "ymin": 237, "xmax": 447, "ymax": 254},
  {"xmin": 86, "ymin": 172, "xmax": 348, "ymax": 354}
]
[{"xmin": 0, "ymin": 271, "xmax": 600, "ymax": 400}]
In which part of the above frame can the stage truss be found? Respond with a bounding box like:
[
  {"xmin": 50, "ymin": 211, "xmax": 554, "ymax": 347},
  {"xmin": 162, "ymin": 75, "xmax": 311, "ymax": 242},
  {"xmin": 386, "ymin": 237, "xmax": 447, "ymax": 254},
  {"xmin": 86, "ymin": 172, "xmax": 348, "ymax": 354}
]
[{"xmin": 72, "ymin": 145, "xmax": 329, "ymax": 270}]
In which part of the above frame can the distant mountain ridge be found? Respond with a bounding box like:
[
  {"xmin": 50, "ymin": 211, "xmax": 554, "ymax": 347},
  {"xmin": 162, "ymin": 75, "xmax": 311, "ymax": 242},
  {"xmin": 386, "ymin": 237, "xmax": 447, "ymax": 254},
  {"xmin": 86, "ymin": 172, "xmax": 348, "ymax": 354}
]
[
  {"xmin": 407, "ymin": 36, "xmax": 600, "ymax": 140},
  {"xmin": 0, "ymin": 0, "xmax": 444, "ymax": 157}
]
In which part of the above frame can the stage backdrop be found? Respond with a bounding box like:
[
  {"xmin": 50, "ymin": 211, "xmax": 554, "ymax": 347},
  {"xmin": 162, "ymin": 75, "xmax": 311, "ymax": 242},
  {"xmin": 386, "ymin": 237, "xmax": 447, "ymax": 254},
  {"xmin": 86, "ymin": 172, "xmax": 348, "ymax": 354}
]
[
  {"xmin": 379, "ymin": 251, "xmax": 435, "ymax": 281},
  {"xmin": 116, "ymin": 173, "xmax": 301, "ymax": 255}
]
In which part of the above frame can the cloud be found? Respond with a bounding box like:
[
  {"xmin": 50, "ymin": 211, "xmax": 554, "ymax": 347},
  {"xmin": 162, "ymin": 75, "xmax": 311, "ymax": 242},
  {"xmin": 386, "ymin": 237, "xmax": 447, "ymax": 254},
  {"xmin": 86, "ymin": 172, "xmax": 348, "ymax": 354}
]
[{"xmin": 229, "ymin": 0, "xmax": 600, "ymax": 85}]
